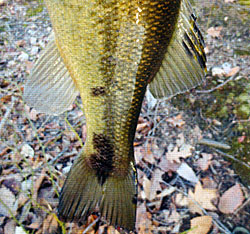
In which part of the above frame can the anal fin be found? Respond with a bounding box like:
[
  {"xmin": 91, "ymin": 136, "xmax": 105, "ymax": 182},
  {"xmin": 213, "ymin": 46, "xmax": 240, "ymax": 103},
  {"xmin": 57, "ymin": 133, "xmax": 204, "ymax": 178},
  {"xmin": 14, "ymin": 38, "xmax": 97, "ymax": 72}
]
[{"xmin": 23, "ymin": 33, "xmax": 79, "ymax": 115}]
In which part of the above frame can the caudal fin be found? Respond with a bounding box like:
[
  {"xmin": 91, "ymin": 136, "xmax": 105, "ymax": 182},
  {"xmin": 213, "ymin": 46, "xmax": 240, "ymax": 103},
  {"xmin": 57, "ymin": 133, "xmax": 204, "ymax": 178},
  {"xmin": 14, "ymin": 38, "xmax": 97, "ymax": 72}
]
[{"xmin": 58, "ymin": 156, "xmax": 136, "ymax": 231}]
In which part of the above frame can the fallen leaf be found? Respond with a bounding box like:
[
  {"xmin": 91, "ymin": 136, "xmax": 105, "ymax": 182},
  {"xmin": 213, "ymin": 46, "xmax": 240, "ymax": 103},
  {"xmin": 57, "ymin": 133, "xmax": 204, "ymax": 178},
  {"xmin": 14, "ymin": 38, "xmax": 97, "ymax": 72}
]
[
  {"xmin": 207, "ymin": 26, "xmax": 223, "ymax": 38},
  {"xmin": 166, "ymin": 114, "xmax": 185, "ymax": 128},
  {"xmin": 4, "ymin": 219, "xmax": 16, "ymax": 234},
  {"xmin": 175, "ymin": 193, "xmax": 188, "ymax": 207},
  {"xmin": 20, "ymin": 144, "xmax": 34, "ymax": 158},
  {"xmin": 32, "ymin": 168, "xmax": 47, "ymax": 205},
  {"xmin": 0, "ymin": 186, "xmax": 17, "ymax": 217},
  {"xmin": 158, "ymin": 154, "xmax": 180, "ymax": 173},
  {"xmin": 218, "ymin": 184, "xmax": 244, "ymax": 214},
  {"xmin": 177, "ymin": 162, "xmax": 198, "ymax": 183},
  {"xmin": 201, "ymin": 177, "xmax": 217, "ymax": 189},
  {"xmin": 135, "ymin": 144, "xmax": 155, "ymax": 165},
  {"xmin": 188, "ymin": 182, "xmax": 217, "ymax": 214},
  {"xmin": 225, "ymin": 66, "xmax": 240, "ymax": 77},
  {"xmin": 212, "ymin": 67, "xmax": 225, "ymax": 77},
  {"xmin": 15, "ymin": 226, "xmax": 26, "ymax": 234},
  {"xmin": 42, "ymin": 214, "xmax": 58, "ymax": 234},
  {"xmin": 136, "ymin": 203, "xmax": 153, "ymax": 234},
  {"xmin": 1, "ymin": 95, "xmax": 12, "ymax": 103},
  {"xmin": 189, "ymin": 216, "xmax": 212, "ymax": 234},
  {"xmin": 142, "ymin": 169, "xmax": 164, "ymax": 201},
  {"xmin": 166, "ymin": 145, "xmax": 193, "ymax": 163},
  {"xmin": 197, "ymin": 153, "xmax": 213, "ymax": 171}
]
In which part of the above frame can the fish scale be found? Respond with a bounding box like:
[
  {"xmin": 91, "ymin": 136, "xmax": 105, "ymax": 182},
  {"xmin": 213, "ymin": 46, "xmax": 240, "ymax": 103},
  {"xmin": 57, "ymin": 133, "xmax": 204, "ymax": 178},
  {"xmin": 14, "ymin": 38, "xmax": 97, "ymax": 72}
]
[{"xmin": 24, "ymin": 0, "xmax": 207, "ymax": 230}]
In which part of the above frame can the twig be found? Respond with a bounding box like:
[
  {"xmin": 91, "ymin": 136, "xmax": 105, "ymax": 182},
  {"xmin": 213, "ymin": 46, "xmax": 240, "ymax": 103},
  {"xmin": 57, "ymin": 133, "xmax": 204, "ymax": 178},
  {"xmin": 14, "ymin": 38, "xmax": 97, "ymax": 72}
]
[
  {"xmin": 196, "ymin": 74, "xmax": 237, "ymax": 94},
  {"xmin": 161, "ymin": 180, "xmax": 232, "ymax": 234},
  {"xmin": 0, "ymin": 96, "xmax": 16, "ymax": 134},
  {"xmin": 234, "ymin": 196, "xmax": 250, "ymax": 215},
  {"xmin": 82, "ymin": 216, "xmax": 100, "ymax": 234},
  {"xmin": 214, "ymin": 149, "xmax": 250, "ymax": 169},
  {"xmin": 197, "ymin": 138, "xmax": 231, "ymax": 150}
]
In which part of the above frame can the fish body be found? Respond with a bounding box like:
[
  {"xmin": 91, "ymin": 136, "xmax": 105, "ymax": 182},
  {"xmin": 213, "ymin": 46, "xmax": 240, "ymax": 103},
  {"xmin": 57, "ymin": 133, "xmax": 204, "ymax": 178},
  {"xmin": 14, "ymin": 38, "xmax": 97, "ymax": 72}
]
[{"xmin": 24, "ymin": 0, "xmax": 206, "ymax": 230}]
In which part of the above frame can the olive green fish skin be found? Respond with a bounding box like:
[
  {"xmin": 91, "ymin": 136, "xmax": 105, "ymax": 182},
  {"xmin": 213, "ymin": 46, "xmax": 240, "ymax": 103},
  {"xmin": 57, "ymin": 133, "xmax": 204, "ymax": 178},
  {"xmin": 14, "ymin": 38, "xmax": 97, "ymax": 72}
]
[{"xmin": 44, "ymin": 0, "xmax": 181, "ymax": 182}]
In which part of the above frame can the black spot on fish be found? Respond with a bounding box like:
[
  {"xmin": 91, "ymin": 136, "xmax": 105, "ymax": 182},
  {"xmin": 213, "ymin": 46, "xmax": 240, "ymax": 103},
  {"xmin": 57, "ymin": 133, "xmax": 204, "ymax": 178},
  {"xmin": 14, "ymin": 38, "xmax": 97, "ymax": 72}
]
[
  {"xmin": 88, "ymin": 133, "xmax": 114, "ymax": 185},
  {"xmin": 91, "ymin": 86, "xmax": 106, "ymax": 96}
]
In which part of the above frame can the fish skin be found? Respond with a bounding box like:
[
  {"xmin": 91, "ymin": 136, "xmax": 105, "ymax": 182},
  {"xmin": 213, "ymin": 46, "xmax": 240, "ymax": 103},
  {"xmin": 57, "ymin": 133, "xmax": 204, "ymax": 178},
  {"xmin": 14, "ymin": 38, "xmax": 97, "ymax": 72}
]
[
  {"xmin": 28, "ymin": 0, "xmax": 206, "ymax": 230},
  {"xmin": 44, "ymin": 0, "xmax": 181, "ymax": 176}
]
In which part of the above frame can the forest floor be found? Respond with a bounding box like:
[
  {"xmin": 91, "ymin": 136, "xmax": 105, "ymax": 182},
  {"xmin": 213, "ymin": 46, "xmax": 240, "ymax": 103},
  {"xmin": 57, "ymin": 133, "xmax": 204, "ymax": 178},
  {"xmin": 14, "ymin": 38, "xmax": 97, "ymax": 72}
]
[{"xmin": 0, "ymin": 0, "xmax": 249, "ymax": 234}]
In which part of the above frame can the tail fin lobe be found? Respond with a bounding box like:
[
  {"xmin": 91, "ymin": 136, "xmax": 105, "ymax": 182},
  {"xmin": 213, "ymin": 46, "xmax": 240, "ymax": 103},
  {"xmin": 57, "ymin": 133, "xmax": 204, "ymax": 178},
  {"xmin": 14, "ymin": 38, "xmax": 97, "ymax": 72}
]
[{"xmin": 58, "ymin": 156, "xmax": 136, "ymax": 231}]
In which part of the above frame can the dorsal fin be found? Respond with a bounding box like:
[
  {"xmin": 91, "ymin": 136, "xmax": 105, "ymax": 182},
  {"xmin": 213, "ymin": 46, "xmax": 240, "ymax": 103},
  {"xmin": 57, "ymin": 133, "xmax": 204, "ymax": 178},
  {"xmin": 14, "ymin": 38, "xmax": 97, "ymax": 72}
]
[
  {"xmin": 149, "ymin": 0, "xmax": 207, "ymax": 99},
  {"xmin": 24, "ymin": 33, "xmax": 79, "ymax": 115}
]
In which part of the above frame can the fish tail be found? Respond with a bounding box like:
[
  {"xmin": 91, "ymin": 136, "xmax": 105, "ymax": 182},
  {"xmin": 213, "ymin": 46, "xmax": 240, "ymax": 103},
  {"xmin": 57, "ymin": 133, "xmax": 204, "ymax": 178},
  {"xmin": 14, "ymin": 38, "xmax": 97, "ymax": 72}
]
[{"xmin": 58, "ymin": 156, "xmax": 136, "ymax": 231}]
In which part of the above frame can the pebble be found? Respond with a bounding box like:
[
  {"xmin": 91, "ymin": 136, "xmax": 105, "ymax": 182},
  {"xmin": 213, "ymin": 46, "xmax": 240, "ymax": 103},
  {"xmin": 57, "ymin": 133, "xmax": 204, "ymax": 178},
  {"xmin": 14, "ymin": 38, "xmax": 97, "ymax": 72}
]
[
  {"xmin": 30, "ymin": 46, "xmax": 39, "ymax": 55},
  {"xmin": 212, "ymin": 67, "xmax": 225, "ymax": 77},
  {"xmin": 18, "ymin": 52, "xmax": 29, "ymax": 62},
  {"xmin": 30, "ymin": 37, "xmax": 37, "ymax": 45}
]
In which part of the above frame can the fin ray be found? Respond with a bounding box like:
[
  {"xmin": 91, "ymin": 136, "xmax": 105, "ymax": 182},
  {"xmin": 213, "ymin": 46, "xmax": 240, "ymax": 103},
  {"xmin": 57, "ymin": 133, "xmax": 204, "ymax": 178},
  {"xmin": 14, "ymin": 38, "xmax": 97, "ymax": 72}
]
[
  {"xmin": 149, "ymin": 0, "xmax": 207, "ymax": 99},
  {"xmin": 24, "ymin": 34, "xmax": 79, "ymax": 115},
  {"xmin": 58, "ymin": 156, "xmax": 136, "ymax": 231}
]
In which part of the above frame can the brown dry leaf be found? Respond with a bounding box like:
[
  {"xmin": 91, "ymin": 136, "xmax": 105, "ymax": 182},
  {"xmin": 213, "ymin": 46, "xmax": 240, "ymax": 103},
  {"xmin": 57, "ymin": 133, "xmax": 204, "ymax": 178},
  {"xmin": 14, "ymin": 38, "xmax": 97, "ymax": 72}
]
[
  {"xmin": 189, "ymin": 216, "xmax": 212, "ymax": 234},
  {"xmin": 41, "ymin": 214, "xmax": 58, "ymax": 234},
  {"xmin": 175, "ymin": 193, "xmax": 188, "ymax": 207},
  {"xmin": 32, "ymin": 168, "xmax": 47, "ymax": 205},
  {"xmin": 107, "ymin": 226, "xmax": 120, "ymax": 234},
  {"xmin": 207, "ymin": 26, "xmax": 223, "ymax": 38},
  {"xmin": 201, "ymin": 177, "xmax": 217, "ymax": 189},
  {"xmin": 142, "ymin": 168, "xmax": 164, "ymax": 201},
  {"xmin": 135, "ymin": 144, "xmax": 155, "ymax": 165},
  {"xmin": 188, "ymin": 182, "xmax": 217, "ymax": 214},
  {"xmin": 218, "ymin": 184, "xmax": 244, "ymax": 214},
  {"xmin": 158, "ymin": 154, "xmax": 180, "ymax": 173},
  {"xmin": 197, "ymin": 153, "xmax": 213, "ymax": 171},
  {"xmin": 225, "ymin": 66, "xmax": 240, "ymax": 77},
  {"xmin": 1, "ymin": 95, "xmax": 12, "ymax": 103},
  {"xmin": 136, "ymin": 203, "xmax": 153, "ymax": 234},
  {"xmin": 166, "ymin": 114, "xmax": 185, "ymax": 128},
  {"xmin": 166, "ymin": 145, "xmax": 193, "ymax": 163},
  {"xmin": 4, "ymin": 219, "xmax": 16, "ymax": 234}
]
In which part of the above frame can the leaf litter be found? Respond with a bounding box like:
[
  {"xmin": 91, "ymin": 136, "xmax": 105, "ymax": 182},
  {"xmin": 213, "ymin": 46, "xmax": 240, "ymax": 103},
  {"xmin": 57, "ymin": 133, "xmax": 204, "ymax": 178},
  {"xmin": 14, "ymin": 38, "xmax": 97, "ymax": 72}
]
[{"xmin": 0, "ymin": 0, "xmax": 250, "ymax": 233}]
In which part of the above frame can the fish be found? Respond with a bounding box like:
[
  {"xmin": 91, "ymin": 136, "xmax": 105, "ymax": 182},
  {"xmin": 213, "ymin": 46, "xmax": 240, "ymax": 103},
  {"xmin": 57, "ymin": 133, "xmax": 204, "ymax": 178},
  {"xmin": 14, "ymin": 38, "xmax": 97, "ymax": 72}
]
[{"xmin": 24, "ymin": 0, "xmax": 207, "ymax": 231}]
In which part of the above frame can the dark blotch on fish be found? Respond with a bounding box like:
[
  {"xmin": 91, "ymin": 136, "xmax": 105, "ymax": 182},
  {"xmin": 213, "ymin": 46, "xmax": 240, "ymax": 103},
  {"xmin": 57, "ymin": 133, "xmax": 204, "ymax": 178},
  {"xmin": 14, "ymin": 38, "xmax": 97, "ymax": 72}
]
[
  {"xmin": 91, "ymin": 86, "xmax": 106, "ymax": 96},
  {"xmin": 88, "ymin": 133, "xmax": 114, "ymax": 185}
]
